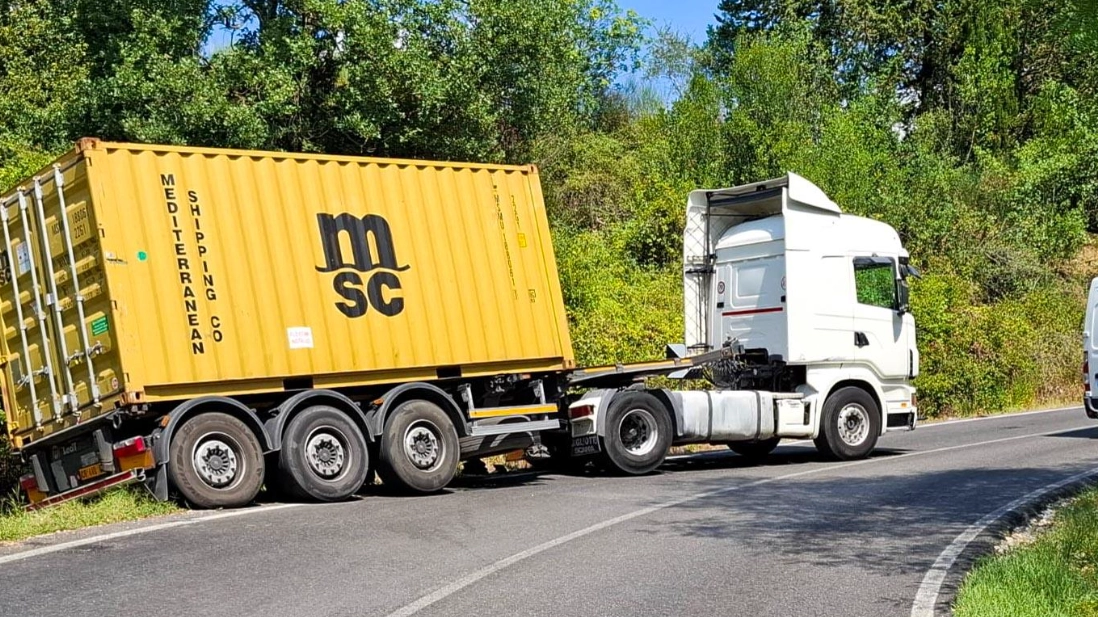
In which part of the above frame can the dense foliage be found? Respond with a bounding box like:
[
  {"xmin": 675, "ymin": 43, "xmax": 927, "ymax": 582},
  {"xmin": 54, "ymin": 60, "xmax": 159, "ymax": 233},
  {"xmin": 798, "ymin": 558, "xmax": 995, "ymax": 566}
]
[{"xmin": 0, "ymin": 0, "xmax": 1094, "ymax": 494}]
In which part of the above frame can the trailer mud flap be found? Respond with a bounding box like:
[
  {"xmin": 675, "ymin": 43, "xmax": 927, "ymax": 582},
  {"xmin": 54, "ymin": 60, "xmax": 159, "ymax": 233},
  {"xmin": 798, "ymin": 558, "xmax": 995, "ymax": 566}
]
[{"xmin": 571, "ymin": 435, "xmax": 601, "ymax": 457}]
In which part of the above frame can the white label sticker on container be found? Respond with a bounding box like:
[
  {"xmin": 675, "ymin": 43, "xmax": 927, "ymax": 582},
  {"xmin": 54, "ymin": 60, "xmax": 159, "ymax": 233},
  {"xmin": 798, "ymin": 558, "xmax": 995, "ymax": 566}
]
[
  {"xmin": 287, "ymin": 327, "xmax": 314, "ymax": 350},
  {"xmin": 15, "ymin": 242, "xmax": 29, "ymax": 275}
]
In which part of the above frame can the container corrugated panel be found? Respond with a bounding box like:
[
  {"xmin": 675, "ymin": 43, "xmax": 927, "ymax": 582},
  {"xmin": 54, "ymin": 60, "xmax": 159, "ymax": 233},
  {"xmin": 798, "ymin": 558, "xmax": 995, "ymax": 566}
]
[{"xmin": 1, "ymin": 140, "xmax": 574, "ymax": 447}]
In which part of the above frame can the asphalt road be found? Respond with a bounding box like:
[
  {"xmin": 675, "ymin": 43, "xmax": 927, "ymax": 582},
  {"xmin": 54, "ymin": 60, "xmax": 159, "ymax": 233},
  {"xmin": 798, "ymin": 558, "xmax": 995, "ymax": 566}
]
[{"xmin": 3, "ymin": 408, "xmax": 1097, "ymax": 617}]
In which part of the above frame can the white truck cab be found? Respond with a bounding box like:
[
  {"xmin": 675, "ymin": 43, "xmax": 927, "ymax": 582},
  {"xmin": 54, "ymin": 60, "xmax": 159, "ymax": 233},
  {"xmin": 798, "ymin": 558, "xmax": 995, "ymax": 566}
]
[
  {"xmin": 1085, "ymin": 277, "xmax": 1098, "ymax": 418},
  {"xmin": 686, "ymin": 172, "xmax": 919, "ymax": 435},
  {"xmin": 567, "ymin": 173, "xmax": 919, "ymax": 469}
]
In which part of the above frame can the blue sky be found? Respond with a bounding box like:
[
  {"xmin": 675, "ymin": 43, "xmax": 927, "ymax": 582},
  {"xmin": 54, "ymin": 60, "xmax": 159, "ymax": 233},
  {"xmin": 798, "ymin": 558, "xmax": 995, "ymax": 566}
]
[{"xmin": 620, "ymin": 0, "xmax": 718, "ymax": 43}]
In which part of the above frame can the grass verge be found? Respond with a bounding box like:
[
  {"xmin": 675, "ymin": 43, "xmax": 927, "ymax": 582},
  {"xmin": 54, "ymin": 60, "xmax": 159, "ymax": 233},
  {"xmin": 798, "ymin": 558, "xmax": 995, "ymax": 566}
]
[
  {"xmin": 0, "ymin": 487, "xmax": 180, "ymax": 544},
  {"xmin": 953, "ymin": 487, "xmax": 1098, "ymax": 617}
]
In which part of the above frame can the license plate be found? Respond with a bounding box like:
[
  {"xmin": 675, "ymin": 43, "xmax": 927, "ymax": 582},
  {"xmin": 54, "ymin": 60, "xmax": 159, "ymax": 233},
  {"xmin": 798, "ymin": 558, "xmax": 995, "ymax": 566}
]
[
  {"xmin": 78, "ymin": 463, "xmax": 102, "ymax": 481},
  {"xmin": 571, "ymin": 435, "xmax": 601, "ymax": 457}
]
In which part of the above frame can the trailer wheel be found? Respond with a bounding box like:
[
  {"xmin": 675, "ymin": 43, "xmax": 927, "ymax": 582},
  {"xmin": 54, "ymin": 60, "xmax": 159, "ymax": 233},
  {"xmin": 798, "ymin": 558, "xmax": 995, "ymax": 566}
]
[
  {"xmin": 168, "ymin": 412, "xmax": 265, "ymax": 508},
  {"xmin": 728, "ymin": 437, "xmax": 781, "ymax": 461},
  {"xmin": 277, "ymin": 405, "xmax": 370, "ymax": 502},
  {"xmin": 814, "ymin": 386, "xmax": 881, "ymax": 460},
  {"xmin": 600, "ymin": 392, "xmax": 672, "ymax": 475},
  {"xmin": 377, "ymin": 400, "xmax": 459, "ymax": 494}
]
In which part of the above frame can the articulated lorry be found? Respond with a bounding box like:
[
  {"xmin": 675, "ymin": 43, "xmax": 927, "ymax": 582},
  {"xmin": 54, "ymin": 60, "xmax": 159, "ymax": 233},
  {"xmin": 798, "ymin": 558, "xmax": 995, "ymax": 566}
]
[{"xmin": 2, "ymin": 140, "xmax": 918, "ymax": 509}]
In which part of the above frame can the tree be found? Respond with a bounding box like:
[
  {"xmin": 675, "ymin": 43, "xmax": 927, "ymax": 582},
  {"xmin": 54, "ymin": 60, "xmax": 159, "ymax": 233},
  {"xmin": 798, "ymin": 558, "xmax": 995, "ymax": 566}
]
[
  {"xmin": 0, "ymin": 0, "xmax": 90, "ymax": 189},
  {"xmin": 198, "ymin": 0, "xmax": 646, "ymax": 160},
  {"xmin": 708, "ymin": 0, "xmax": 948, "ymax": 106},
  {"xmin": 709, "ymin": 0, "xmax": 1098, "ymax": 155}
]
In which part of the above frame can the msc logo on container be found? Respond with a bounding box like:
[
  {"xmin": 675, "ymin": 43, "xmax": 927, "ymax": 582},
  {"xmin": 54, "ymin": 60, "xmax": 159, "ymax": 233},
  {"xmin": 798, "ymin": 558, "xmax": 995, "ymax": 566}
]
[{"xmin": 315, "ymin": 213, "xmax": 409, "ymax": 318}]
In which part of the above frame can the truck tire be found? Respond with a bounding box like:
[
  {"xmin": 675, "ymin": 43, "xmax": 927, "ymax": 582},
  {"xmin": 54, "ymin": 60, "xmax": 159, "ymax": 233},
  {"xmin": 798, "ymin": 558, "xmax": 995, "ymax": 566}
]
[
  {"xmin": 277, "ymin": 405, "xmax": 370, "ymax": 502},
  {"xmin": 728, "ymin": 437, "xmax": 781, "ymax": 461},
  {"xmin": 168, "ymin": 412, "xmax": 265, "ymax": 509},
  {"xmin": 814, "ymin": 387, "xmax": 881, "ymax": 460},
  {"xmin": 600, "ymin": 392, "xmax": 672, "ymax": 475},
  {"xmin": 377, "ymin": 400, "xmax": 459, "ymax": 494}
]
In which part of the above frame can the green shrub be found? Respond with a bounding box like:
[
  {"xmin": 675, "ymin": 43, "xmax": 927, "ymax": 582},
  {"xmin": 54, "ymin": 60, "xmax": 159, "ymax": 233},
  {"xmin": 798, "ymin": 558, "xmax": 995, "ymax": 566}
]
[
  {"xmin": 912, "ymin": 271, "xmax": 1084, "ymax": 417},
  {"xmin": 0, "ymin": 409, "xmax": 21, "ymax": 505},
  {"xmin": 554, "ymin": 225, "xmax": 682, "ymax": 366}
]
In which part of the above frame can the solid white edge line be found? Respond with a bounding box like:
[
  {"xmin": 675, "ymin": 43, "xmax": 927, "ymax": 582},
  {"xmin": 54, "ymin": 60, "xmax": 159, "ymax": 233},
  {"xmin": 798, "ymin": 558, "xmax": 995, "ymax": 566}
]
[
  {"xmin": 919, "ymin": 405, "xmax": 1083, "ymax": 428},
  {"xmin": 385, "ymin": 423, "xmax": 1098, "ymax": 617},
  {"xmin": 0, "ymin": 503, "xmax": 302, "ymax": 566},
  {"xmin": 909, "ymin": 466, "xmax": 1098, "ymax": 617}
]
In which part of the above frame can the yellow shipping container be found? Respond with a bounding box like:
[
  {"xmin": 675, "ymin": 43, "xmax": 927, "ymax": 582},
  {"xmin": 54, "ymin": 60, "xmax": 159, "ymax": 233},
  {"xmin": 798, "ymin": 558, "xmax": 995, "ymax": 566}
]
[{"xmin": 1, "ymin": 140, "xmax": 574, "ymax": 449}]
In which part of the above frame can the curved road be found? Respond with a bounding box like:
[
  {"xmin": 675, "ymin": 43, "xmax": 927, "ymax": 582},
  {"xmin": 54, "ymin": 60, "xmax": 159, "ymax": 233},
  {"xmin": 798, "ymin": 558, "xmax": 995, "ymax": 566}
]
[{"xmin": 3, "ymin": 408, "xmax": 1096, "ymax": 617}]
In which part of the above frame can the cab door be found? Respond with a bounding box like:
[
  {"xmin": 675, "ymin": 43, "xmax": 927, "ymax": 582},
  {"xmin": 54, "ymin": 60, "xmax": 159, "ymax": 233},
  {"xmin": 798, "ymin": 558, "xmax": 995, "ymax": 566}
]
[{"xmin": 851, "ymin": 256, "xmax": 908, "ymax": 378}]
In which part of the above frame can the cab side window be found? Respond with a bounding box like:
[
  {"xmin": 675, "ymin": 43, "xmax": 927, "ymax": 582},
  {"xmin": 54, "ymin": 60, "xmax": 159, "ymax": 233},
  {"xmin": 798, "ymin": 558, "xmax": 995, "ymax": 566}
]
[{"xmin": 853, "ymin": 257, "xmax": 896, "ymax": 310}]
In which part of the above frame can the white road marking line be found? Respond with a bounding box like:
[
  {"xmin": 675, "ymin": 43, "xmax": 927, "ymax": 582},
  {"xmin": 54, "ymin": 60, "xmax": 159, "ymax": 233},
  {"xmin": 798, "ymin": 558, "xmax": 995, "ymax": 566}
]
[
  {"xmin": 385, "ymin": 424, "xmax": 1098, "ymax": 617},
  {"xmin": 919, "ymin": 405, "xmax": 1082, "ymax": 428},
  {"xmin": 909, "ymin": 466, "xmax": 1098, "ymax": 617},
  {"xmin": 0, "ymin": 503, "xmax": 301, "ymax": 566}
]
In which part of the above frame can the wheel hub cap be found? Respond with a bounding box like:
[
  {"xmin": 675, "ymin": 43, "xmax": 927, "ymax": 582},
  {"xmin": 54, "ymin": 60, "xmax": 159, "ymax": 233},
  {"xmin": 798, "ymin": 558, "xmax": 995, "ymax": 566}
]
[
  {"xmin": 619, "ymin": 409, "xmax": 658, "ymax": 456},
  {"xmin": 306, "ymin": 431, "xmax": 346, "ymax": 478},
  {"xmin": 404, "ymin": 424, "xmax": 441, "ymax": 470},
  {"xmin": 837, "ymin": 404, "xmax": 870, "ymax": 447},
  {"xmin": 193, "ymin": 438, "xmax": 239, "ymax": 488}
]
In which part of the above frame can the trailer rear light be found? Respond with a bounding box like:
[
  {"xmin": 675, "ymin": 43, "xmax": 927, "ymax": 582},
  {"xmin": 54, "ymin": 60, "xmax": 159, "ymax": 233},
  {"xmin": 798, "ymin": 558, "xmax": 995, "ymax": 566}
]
[
  {"xmin": 569, "ymin": 404, "xmax": 594, "ymax": 419},
  {"xmin": 20, "ymin": 473, "xmax": 46, "ymax": 503},
  {"xmin": 113, "ymin": 436, "xmax": 147, "ymax": 458},
  {"xmin": 113, "ymin": 436, "xmax": 154, "ymax": 472},
  {"xmin": 19, "ymin": 474, "xmax": 36, "ymax": 492}
]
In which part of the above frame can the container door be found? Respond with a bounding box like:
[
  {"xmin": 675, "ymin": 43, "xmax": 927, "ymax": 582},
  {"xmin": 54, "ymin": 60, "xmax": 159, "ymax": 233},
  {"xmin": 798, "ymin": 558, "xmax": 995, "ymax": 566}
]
[
  {"xmin": 1, "ymin": 163, "xmax": 108, "ymax": 436},
  {"xmin": 0, "ymin": 185, "xmax": 67, "ymax": 428}
]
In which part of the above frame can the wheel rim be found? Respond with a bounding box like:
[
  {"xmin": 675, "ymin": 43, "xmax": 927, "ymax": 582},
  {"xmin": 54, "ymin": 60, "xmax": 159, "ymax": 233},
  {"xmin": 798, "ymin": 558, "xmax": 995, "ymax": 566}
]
[
  {"xmin": 619, "ymin": 409, "xmax": 658, "ymax": 456},
  {"xmin": 305, "ymin": 428, "xmax": 348, "ymax": 479},
  {"xmin": 192, "ymin": 433, "xmax": 242, "ymax": 489},
  {"xmin": 404, "ymin": 420, "xmax": 443, "ymax": 471},
  {"xmin": 837, "ymin": 404, "xmax": 871, "ymax": 447}
]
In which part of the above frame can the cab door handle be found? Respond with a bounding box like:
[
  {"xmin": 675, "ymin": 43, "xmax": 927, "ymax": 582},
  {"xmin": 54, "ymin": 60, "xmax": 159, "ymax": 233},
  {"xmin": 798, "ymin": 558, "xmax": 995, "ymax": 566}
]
[{"xmin": 854, "ymin": 332, "xmax": 869, "ymax": 348}]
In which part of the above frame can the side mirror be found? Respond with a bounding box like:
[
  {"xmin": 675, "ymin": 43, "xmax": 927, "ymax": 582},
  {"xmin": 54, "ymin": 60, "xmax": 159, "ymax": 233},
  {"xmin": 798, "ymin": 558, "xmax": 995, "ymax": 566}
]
[{"xmin": 896, "ymin": 279, "xmax": 910, "ymax": 314}]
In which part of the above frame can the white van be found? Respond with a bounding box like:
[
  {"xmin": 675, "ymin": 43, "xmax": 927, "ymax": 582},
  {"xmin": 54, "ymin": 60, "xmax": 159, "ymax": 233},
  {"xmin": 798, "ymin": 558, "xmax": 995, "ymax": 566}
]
[{"xmin": 1086, "ymin": 277, "xmax": 1098, "ymax": 418}]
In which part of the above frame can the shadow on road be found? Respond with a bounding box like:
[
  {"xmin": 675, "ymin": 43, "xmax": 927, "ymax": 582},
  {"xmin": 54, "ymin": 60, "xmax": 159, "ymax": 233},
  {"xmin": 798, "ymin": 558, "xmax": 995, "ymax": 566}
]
[
  {"xmin": 1047, "ymin": 427, "xmax": 1098, "ymax": 439},
  {"xmin": 618, "ymin": 450, "xmax": 1098, "ymax": 613},
  {"xmin": 449, "ymin": 470, "xmax": 554, "ymax": 490},
  {"xmin": 661, "ymin": 446, "xmax": 909, "ymax": 474},
  {"xmin": 633, "ymin": 456, "xmax": 1096, "ymax": 581}
]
